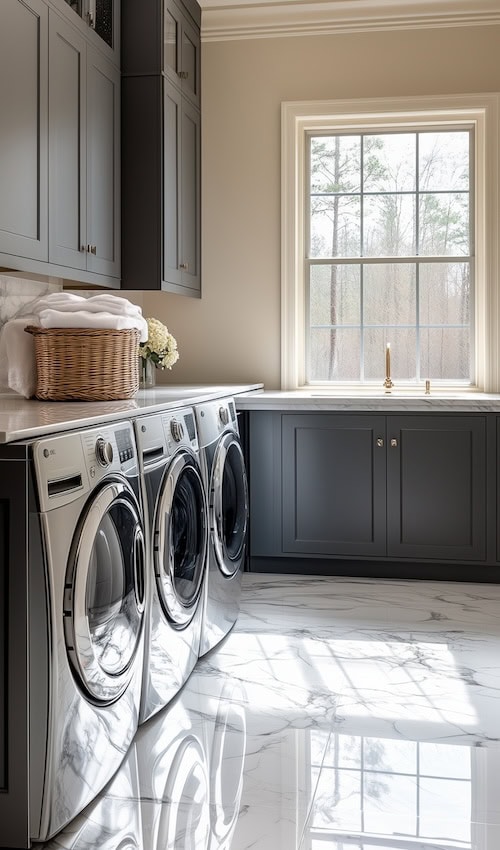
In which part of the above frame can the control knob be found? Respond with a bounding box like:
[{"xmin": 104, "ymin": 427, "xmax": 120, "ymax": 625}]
[
  {"xmin": 219, "ymin": 406, "xmax": 230, "ymax": 426},
  {"xmin": 95, "ymin": 437, "xmax": 114, "ymax": 467},
  {"xmin": 170, "ymin": 419, "xmax": 184, "ymax": 442}
]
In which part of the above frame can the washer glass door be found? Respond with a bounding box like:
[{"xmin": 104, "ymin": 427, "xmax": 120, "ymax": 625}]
[
  {"xmin": 155, "ymin": 451, "xmax": 207, "ymax": 627},
  {"xmin": 65, "ymin": 479, "xmax": 146, "ymax": 703},
  {"xmin": 211, "ymin": 434, "xmax": 248, "ymax": 576}
]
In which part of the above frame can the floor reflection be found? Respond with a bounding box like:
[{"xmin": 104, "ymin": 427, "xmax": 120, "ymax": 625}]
[{"xmin": 37, "ymin": 575, "xmax": 500, "ymax": 850}]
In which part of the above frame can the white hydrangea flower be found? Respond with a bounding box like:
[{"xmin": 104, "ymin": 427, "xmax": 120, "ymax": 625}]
[{"xmin": 139, "ymin": 317, "xmax": 179, "ymax": 370}]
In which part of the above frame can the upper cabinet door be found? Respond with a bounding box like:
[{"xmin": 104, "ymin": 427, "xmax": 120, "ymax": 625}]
[
  {"xmin": 163, "ymin": 0, "xmax": 200, "ymax": 108},
  {"xmin": 48, "ymin": 11, "xmax": 120, "ymax": 279},
  {"xmin": 86, "ymin": 45, "xmax": 120, "ymax": 278},
  {"xmin": 0, "ymin": 0, "xmax": 48, "ymax": 262},
  {"xmin": 48, "ymin": 11, "xmax": 87, "ymax": 270}
]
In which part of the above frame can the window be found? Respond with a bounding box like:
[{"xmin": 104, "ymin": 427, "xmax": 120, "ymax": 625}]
[
  {"xmin": 308, "ymin": 130, "xmax": 472, "ymax": 385},
  {"xmin": 281, "ymin": 95, "xmax": 500, "ymax": 392}
]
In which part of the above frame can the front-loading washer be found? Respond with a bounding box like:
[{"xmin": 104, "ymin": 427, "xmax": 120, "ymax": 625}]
[
  {"xmin": 134, "ymin": 407, "xmax": 208, "ymax": 724},
  {"xmin": 0, "ymin": 422, "xmax": 146, "ymax": 847},
  {"xmin": 194, "ymin": 397, "xmax": 249, "ymax": 657}
]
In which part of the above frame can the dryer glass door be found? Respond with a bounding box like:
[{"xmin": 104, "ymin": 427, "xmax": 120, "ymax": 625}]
[
  {"xmin": 155, "ymin": 451, "xmax": 207, "ymax": 627},
  {"xmin": 65, "ymin": 480, "xmax": 146, "ymax": 703},
  {"xmin": 211, "ymin": 434, "xmax": 248, "ymax": 577}
]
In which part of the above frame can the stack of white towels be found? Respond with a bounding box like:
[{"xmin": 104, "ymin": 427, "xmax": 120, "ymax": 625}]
[{"xmin": 0, "ymin": 292, "xmax": 148, "ymax": 399}]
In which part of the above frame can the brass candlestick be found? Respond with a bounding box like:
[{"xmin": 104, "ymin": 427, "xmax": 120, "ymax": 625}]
[{"xmin": 384, "ymin": 343, "xmax": 394, "ymax": 393}]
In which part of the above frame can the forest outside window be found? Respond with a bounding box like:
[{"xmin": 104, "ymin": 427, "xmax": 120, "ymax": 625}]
[
  {"xmin": 281, "ymin": 96, "xmax": 500, "ymax": 392},
  {"xmin": 307, "ymin": 129, "xmax": 472, "ymax": 385}
]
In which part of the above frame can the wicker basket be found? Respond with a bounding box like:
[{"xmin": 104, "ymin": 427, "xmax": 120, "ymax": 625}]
[{"xmin": 25, "ymin": 326, "xmax": 140, "ymax": 401}]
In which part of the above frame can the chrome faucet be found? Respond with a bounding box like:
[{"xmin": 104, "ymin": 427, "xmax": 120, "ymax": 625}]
[{"xmin": 383, "ymin": 343, "xmax": 394, "ymax": 394}]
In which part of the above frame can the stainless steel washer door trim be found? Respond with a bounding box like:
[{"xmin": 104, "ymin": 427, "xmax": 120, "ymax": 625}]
[
  {"xmin": 155, "ymin": 450, "xmax": 208, "ymax": 627},
  {"xmin": 65, "ymin": 480, "xmax": 145, "ymax": 703}
]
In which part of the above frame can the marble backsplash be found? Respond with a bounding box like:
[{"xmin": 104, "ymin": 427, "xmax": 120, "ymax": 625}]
[{"xmin": 0, "ymin": 274, "xmax": 63, "ymax": 326}]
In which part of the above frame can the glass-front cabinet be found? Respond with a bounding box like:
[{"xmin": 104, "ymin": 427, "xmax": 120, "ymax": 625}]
[{"xmin": 62, "ymin": 0, "xmax": 117, "ymax": 56}]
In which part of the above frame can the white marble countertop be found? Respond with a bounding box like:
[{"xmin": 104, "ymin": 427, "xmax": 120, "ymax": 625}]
[
  {"xmin": 235, "ymin": 389, "xmax": 500, "ymax": 412},
  {"xmin": 0, "ymin": 384, "xmax": 263, "ymax": 443}
]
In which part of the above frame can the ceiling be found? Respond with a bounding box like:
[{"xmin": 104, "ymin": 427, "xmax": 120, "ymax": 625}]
[{"xmin": 199, "ymin": 0, "xmax": 500, "ymax": 42}]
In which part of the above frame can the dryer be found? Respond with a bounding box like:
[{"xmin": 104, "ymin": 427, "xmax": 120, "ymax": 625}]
[
  {"xmin": 194, "ymin": 397, "xmax": 249, "ymax": 657},
  {"xmin": 134, "ymin": 407, "xmax": 208, "ymax": 724},
  {"xmin": 0, "ymin": 422, "xmax": 146, "ymax": 847}
]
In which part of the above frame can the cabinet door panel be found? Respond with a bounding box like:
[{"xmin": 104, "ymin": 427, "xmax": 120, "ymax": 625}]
[
  {"xmin": 180, "ymin": 99, "xmax": 200, "ymax": 293},
  {"xmin": 387, "ymin": 416, "xmax": 486, "ymax": 560},
  {"xmin": 282, "ymin": 414, "xmax": 386, "ymax": 556},
  {"xmin": 48, "ymin": 12, "xmax": 87, "ymax": 269},
  {"xmin": 86, "ymin": 46, "xmax": 120, "ymax": 277},
  {"xmin": 0, "ymin": 0, "xmax": 48, "ymax": 261},
  {"xmin": 163, "ymin": 80, "xmax": 182, "ymax": 288}
]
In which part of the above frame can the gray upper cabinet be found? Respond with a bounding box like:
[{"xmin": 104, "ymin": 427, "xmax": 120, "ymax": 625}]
[
  {"xmin": 121, "ymin": 0, "xmax": 201, "ymax": 296},
  {"xmin": 49, "ymin": 11, "xmax": 120, "ymax": 279},
  {"xmin": 162, "ymin": 0, "xmax": 200, "ymax": 109},
  {"xmin": 0, "ymin": 0, "xmax": 120, "ymax": 287},
  {"xmin": 0, "ymin": 0, "xmax": 48, "ymax": 263}
]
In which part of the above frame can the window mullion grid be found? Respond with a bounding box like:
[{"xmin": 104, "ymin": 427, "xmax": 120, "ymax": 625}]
[
  {"xmin": 416, "ymin": 133, "xmax": 421, "ymax": 382},
  {"xmin": 360, "ymin": 134, "xmax": 365, "ymax": 382},
  {"xmin": 305, "ymin": 137, "xmax": 313, "ymax": 384}
]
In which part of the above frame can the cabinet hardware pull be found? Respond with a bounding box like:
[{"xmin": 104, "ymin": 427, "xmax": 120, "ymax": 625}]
[
  {"xmin": 376, "ymin": 438, "xmax": 384, "ymax": 447},
  {"xmin": 178, "ymin": 71, "xmax": 189, "ymax": 79},
  {"xmin": 179, "ymin": 262, "xmax": 188, "ymax": 270},
  {"xmin": 391, "ymin": 438, "xmax": 398, "ymax": 447}
]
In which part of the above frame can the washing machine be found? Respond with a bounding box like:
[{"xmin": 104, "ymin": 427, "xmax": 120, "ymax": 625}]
[
  {"xmin": 135, "ymin": 686, "xmax": 211, "ymax": 850},
  {"xmin": 134, "ymin": 407, "xmax": 208, "ymax": 724},
  {"xmin": 2, "ymin": 422, "xmax": 146, "ymax": 846},
  {"xmin": 194, "ymin": 397, "xmax": 249, "ymax": 657}
]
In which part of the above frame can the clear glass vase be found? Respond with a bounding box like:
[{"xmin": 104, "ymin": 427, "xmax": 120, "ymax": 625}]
[{"xmin": 138, "ymin": 356, "xmax": 156, "ymax": 389}]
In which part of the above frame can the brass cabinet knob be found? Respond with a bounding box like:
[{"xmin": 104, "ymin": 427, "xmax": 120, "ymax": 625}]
[
  {"xmin": 179, "ymin": 262, "xmax": 188, "ymax": 270},
  {"xmin": 376, "ymin": 438, "xmax": 384, "ymax": 447},
  {"xmin": 391, "ymin": 438, "xmax": 398, "ymax": 447}
]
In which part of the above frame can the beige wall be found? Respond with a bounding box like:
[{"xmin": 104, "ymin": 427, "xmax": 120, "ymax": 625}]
[{"xmin": 145, "ymin": 24, "xmax": 500, "ymax": 389}]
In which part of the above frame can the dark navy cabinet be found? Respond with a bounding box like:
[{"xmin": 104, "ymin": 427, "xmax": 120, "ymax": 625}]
[
  {"xmin": 249, "ymin": 411, "xmax": 492, "ymax": 577},
  {"xmin": 121, "ymin": 0, "xmax": 201, "ymax": 296},
  {"xmin": 282, "ymin": 414, "xmax": 387, "ymax": 557}
]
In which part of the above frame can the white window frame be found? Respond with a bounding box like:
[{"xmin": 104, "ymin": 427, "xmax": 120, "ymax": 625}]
[{"xmin": 281, "ymin": 94, "xmax": 500, "ymax": 392}]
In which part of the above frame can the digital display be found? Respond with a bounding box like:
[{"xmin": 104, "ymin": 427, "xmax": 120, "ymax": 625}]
[{"xmin": 185, "ymin": 413, "xmax": 196, "ymax": 442}]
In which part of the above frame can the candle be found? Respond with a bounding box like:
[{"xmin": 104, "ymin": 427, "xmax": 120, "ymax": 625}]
[{"xmin": 386, "ymin": 342, "xmax": 391, "ymax": 379}]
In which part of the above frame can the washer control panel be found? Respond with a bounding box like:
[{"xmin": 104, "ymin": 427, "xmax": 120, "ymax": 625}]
[
  {"xmin": 33, "ymin": 422, "xmax": 137, "ymax": 512},
  {"xmin": 135, "ymin": 408, "xmax": 199, "ymax": 466},
  {"xmin": 195, "ymin": 397, "xmax": 238, "ymax": 447},
  {"xmin": 163, "ymin": 408, "xmax": 198, "ymax": 453}
]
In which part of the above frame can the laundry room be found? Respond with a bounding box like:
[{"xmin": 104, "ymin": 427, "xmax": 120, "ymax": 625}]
[{"xmin": 2, "ymin": 1, "xmax": 500, "ymax": 848}]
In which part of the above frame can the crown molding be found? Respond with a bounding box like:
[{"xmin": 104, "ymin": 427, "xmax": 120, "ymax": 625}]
[{"xmin": 201, "ymin": 0, "xmax": 500, "ymax": 42}]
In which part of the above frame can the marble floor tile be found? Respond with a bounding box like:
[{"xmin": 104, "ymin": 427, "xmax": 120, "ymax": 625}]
[{"xmin": 33, "ymin": 573, "xmax": 500, "ymax": 850}]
